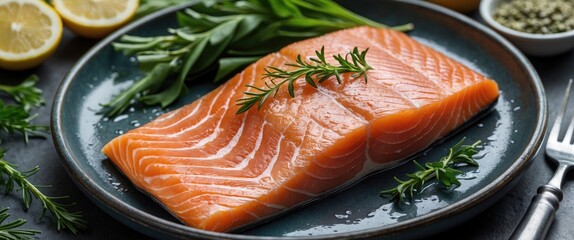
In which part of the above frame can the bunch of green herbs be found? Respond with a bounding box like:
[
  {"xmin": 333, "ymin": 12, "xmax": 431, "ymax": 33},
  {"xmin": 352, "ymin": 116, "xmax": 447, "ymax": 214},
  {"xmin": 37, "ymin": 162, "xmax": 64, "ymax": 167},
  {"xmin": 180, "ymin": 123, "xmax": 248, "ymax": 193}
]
[
  {"xmin": 106, "ymin": 0, "xmax": 412, "ymax": 116},
  {"xmin": 0, "ymin": 75, "xmax": 48, "ymax": 142},
  {"xmin": 0, "ymin": 75, "xmax": 86, "ymax": 234}
]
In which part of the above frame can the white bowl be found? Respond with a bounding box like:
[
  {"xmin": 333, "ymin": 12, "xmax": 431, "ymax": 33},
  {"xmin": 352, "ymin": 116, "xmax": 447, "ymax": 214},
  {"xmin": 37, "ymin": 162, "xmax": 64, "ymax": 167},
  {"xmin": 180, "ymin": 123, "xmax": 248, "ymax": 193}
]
[{"xmin": 480, "ymin": 0, "xmax": 574, "ymax": 57}]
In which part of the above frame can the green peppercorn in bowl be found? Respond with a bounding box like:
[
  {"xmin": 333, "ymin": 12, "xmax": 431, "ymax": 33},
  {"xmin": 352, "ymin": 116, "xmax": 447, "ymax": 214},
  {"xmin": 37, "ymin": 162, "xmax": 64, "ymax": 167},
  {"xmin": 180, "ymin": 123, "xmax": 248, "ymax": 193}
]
[{"xmin": 480, "ymin": 0, "xmax": 574, "ymax": 56}]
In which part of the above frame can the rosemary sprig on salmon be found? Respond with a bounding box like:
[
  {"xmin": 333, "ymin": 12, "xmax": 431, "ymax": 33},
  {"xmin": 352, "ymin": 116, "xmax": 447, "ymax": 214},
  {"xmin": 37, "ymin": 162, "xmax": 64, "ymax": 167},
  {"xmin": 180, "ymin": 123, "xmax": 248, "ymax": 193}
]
[
  {"xmin": 236, "ymin": 46, "xmax": 372, "ymax": 114},
  {"xmin": 381, "ymin": 138, "xmax": 481, "ymax": 203}
]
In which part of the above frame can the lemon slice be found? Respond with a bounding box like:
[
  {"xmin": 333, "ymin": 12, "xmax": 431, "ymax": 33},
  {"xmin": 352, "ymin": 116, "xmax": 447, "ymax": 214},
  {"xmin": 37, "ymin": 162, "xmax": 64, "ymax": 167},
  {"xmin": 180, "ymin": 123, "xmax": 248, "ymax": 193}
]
[
  {"xmin": 52, "ymin": 0, "xmax": 139, "ymax": 39},
  {"xmin": 0, "ymin": 0, "xmax": 63, "ymax": 70}
]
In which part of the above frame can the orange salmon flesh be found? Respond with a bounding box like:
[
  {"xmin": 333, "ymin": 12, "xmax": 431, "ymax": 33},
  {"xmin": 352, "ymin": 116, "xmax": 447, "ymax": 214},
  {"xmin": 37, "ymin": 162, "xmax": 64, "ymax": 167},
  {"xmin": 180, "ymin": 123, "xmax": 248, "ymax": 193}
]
[{"xmin": 102, "ymin": 26, "xmax": 499, "ymax": 232}]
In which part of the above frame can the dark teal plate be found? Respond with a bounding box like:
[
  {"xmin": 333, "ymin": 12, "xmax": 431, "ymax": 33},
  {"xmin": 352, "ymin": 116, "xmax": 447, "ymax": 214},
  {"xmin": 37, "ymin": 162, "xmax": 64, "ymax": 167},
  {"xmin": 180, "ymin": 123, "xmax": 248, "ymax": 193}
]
[{"xmin": 51, "ymin": 0, "xmax": 546, "ymax": 239}]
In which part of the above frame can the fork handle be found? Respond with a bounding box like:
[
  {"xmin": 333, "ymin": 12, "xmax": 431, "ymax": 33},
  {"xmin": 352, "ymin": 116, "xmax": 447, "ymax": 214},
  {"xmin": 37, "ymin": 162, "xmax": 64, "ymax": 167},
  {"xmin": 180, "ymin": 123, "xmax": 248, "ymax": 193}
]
[{"xmin": 510, "ymin": 185, "xmax": 563, "ymax": 240}]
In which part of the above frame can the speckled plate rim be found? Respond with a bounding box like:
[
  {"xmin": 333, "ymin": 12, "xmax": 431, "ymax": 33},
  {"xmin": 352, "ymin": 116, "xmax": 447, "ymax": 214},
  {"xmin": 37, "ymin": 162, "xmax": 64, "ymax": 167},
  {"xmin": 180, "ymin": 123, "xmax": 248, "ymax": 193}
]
[{"xmin": 51, "ymin": 1, "xmax": 547, "ymax": 239}]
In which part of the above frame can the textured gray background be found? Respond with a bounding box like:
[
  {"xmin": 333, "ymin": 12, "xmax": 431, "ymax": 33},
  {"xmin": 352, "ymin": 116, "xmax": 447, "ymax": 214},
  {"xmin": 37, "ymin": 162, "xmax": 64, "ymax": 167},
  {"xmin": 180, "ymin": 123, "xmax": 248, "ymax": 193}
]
[{"xmin": 1, "ymin": 13, "xmax": 574, "ymax": 240}]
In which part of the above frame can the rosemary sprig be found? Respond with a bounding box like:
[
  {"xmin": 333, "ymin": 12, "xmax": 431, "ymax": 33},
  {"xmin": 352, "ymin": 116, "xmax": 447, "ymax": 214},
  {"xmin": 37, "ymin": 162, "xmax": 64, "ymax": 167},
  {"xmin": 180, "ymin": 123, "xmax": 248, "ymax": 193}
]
[
  {"xmin": 236, "ymin": 46, "xmax": 372, "ymax": 114},
  {"xmin": 105, "ymin": 0, "xmax": 413, "ymax": 116},
  {"xmin": 0, "ymin": 101, "xmax": 49, "ymax": 142},
  {"xmin": 0, "ymin": 75, "xmax": 44, "ymax": 112},
  {"xmin": 0, "ymin": 208, "xmax": 40, "ymax": 240},
  {"xmin": 0, "ymin": 75, "xmax": 48, "ymax": 142},
  {"xmin": 381, "ymin": 138, "xmax": 481, "ymax": 203},
  {"xmin": 0, "ymin": 149, "xmax": 87, "ymax": 234}
]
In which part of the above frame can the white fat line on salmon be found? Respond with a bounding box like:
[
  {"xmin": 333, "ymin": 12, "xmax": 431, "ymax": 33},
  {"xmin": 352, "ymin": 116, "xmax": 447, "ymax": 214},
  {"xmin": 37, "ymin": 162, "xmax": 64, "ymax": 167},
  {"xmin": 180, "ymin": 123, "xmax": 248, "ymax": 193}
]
[
  {"xmin": 253, "ymin": 131, "xmax": 284, "ymax": 182},
  {"xmin": 147, "ymin": 106, "xmax": 182, "ymax": 124},
  {"xmin": 133, "ymin": 78, "xmax": 248, "ymax": 142},
  {"xmin": 133, "ymin": 112, "xmax": 248, "ymax": 162},
  {"xmin": 235, "ymin": 120, "xmax": 267, "ymax": 170},
  {"xmin": 358, "ymin": 33, "xmax": 446, "ymax": 104},
  {"xmin": 315, "ymin": 85, "xmax": 368, "ymax": 125},
  {"xmin": 141, "ymin": 65, "xmax": 246, "ymax": 135},
  {"xmin": 372, "ymin": 92, "xmax": 454, "ymax": 156},
  {"xmin": 357, "ymin": 157, "xmax": 405, "ymax": 183},
  {"xmin": 144, "ymin": 98, "xmax": 203, "ymax": 131},
  {"xmin": 450, "ymin": 90, "xmax": 465, "ymax": 129},
  {"xmin": 168, "ymin": 191, "xmax": 255, "ymax": 206},
  {"xmin": 281, "ymin": 185, "xmax": 318, "ymax": 197},
  {"xmin": 251, "ymin": 116, "xmax": 302, "ymax": 182},
  {"xmin": 303, "ymin": 154, "xmax": 364, "ymax": 180},
  {"xmin": 133, "ymin": 118, "xmax": 261, "ymax": 165},
  {"xmin": 144, "ymin": 172, "xmax": 270, "ymax": 184},
  {"xmin": 364, "ymin": 28, "xmax": 454, "ymax": 96},
  {"xmin": 112, "ymin": 136, "xmax": 133, "ymax": 176},
  {"xmin": 242, "ymin": 208, "xmax": 261, "ymax": 220},
  {"xmin": 399, "ymin": 96, "xmax": 449, "ymax": 152},
  {"xmin": 369, "ymin": 111, "xmax": 436, "ymax": 154},
  {"xmin": 147, "ymin": 181, "xmax": 267, "ymax": 198},
  {"xmin": 255, "ymin": 200, "xmax": 287, "ymax": 210},
  {"xmin": 124, "ymin": 138, "xmax": 142, "ymax": 178},
  {"xmin": 168, "ymin": 195, "xmax": 252, "ymax": 213}
]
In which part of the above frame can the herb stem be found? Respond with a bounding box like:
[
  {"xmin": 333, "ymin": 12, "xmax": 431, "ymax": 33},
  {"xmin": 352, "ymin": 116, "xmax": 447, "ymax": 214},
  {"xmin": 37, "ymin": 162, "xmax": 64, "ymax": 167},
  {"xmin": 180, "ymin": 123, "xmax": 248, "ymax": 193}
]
[
  {"xmin": 0, "ymin": 208, "xmax": 40, "ymax": 240},
  {"xmin": 236, "ymin": 46, "xmax": 372, "ymax": 114},
  {"xmin": 0, "ymin": 150, "xmax": 86, "ymax": 234},
  {"xmin": 381, "ymin": 138, "xmax": 481, "ymax": 203}
]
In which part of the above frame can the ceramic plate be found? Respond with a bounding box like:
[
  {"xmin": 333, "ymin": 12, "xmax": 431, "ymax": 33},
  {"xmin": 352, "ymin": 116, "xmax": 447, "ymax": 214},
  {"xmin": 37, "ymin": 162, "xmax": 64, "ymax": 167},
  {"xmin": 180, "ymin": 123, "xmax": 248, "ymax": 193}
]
[{"xmin": 52, "ymin": 0, "xmax": 546, "ymax": 239}]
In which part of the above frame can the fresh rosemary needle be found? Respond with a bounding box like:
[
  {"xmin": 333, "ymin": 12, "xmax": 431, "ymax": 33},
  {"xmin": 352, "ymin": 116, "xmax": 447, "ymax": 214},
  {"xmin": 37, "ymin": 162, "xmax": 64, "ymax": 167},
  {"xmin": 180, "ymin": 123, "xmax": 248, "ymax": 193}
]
[
  {"xmin": 0, "ymin": 149, "xmax": 86, "ymax": 234},
  {"xmin": 0, "ymin": 208, "xmax": 40, "ymax": 240},
  {"xmin": 381, "ymin": 138, "xmax": 481, "ymax": 203},
  {"xmin": 0, "ymin": 75, "xmax": 44, "ymax": 112},
  {"xmin": 0, "ymin": 75, "xmax": 48, "ymax": 142},
  {"xmin": 236, "ymin": 46, "xmax": 372, "ymax": 114}
]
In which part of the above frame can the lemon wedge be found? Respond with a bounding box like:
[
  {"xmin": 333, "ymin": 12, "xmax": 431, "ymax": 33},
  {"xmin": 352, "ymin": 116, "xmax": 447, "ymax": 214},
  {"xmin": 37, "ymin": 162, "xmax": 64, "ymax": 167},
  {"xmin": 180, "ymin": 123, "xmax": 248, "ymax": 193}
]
[
  {"xmin": 52, "ymin": 0, "xmax": 139, "ymax": 39},
  {"xmin": 0, "ymin": 0, "xmax": 63, "ymax": 71}
]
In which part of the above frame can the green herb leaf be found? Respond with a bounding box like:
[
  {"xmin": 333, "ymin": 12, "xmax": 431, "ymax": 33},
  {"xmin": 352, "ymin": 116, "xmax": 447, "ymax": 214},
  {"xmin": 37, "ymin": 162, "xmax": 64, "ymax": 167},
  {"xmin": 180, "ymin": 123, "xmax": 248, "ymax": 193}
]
[
  {"xmin": 236, "ymin": 46, "xmax": 372, "ymax": 114},
  {"xmin": 0, "ymin": 75, "xmax": 44, "ymax": 111},
  {"xmin": 0, "ymin": 208, "xmax": 40, "ymax": 240},
  {"xmin": 0, "ymin": 149, "xmax": 87, "ymax": 234},
  {"xmin": 215, "ymin": 56, "xmax": 261, "ymax": 82},
  {"xmin": 135, "ymin": 0, "xmax": 194, "ymax": 19},
  {"xmin": 380, "ymin": 138, "xmax": 481, "ymax": 203},
  {"xmin": 0, "ymin": 100, "xmax": 49, "ymax": 142},
  {"xmin": 101, "ymin": 62, "xmax": 174, "ymax": 116}
]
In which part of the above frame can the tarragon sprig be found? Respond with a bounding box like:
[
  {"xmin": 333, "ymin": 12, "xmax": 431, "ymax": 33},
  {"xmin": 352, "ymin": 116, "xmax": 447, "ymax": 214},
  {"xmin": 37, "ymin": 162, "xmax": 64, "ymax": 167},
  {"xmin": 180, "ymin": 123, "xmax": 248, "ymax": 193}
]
[
  {"xmin": 0, "ymin": 208, "xmax": 40, "ymax": 240},
  {"xmin": 0, "ymin": 149, "xmax": 86, "ymax": 234},
  {"xmin": 236, "ymin": 46, "xmax": 372, "ymax": 114},
  {"xmin": 105, "ymin": 0, "xmax": 413, "ymax": 117},
  {"xmin": 381, "ymin": 138, "xmax": 481, "ymax": 203}
]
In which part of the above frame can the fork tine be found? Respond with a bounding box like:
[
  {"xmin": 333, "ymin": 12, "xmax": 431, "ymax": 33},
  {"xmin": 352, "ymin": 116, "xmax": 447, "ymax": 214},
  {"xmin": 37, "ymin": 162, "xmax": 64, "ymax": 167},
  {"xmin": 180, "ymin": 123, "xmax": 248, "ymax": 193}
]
[
  {"xmin": 549, "ymin": 79, "xmax": 573, "ymax": 142},
  {"xmin": 563, "ymin": 110, "xmax": 574, "ymax": 144}
]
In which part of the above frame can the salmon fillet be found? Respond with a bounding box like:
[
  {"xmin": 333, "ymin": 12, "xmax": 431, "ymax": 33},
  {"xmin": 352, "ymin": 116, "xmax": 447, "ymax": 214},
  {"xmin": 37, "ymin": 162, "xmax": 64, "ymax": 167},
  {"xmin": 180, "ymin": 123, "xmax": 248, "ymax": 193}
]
[{"xmin": 102, "ymin": 26, "xmax": 499, "ymax": 232}]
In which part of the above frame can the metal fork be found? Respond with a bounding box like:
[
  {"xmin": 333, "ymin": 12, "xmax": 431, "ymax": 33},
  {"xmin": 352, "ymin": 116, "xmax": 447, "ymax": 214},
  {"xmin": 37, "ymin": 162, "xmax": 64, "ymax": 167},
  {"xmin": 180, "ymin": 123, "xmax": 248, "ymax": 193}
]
[{"xmin": 511, "ymin": 79, "xmax": 574, "ymax": 240}]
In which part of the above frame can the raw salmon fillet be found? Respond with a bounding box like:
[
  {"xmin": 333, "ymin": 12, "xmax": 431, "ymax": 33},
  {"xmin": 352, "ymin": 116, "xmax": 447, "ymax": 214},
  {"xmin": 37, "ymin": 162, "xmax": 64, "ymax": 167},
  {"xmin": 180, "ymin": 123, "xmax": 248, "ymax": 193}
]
[{"xmin": 102, "ymin": 26, "xmax": 499, "ymax": 232}]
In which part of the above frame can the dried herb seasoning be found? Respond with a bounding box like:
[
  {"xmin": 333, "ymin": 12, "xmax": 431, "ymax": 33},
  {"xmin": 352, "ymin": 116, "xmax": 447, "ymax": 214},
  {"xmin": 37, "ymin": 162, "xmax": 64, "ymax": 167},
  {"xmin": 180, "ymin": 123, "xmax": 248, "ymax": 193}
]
[{"xmin": 493, "ymin": 0, "xmax": 574, "ymax": 34}]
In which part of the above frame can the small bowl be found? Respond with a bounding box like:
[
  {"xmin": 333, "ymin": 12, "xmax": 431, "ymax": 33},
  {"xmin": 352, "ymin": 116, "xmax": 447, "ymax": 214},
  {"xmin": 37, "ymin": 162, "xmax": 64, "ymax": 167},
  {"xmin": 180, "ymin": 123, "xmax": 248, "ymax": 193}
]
[{"xmin": 480, "ymin": 0, "xmax": 574, "ymax": 57}]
